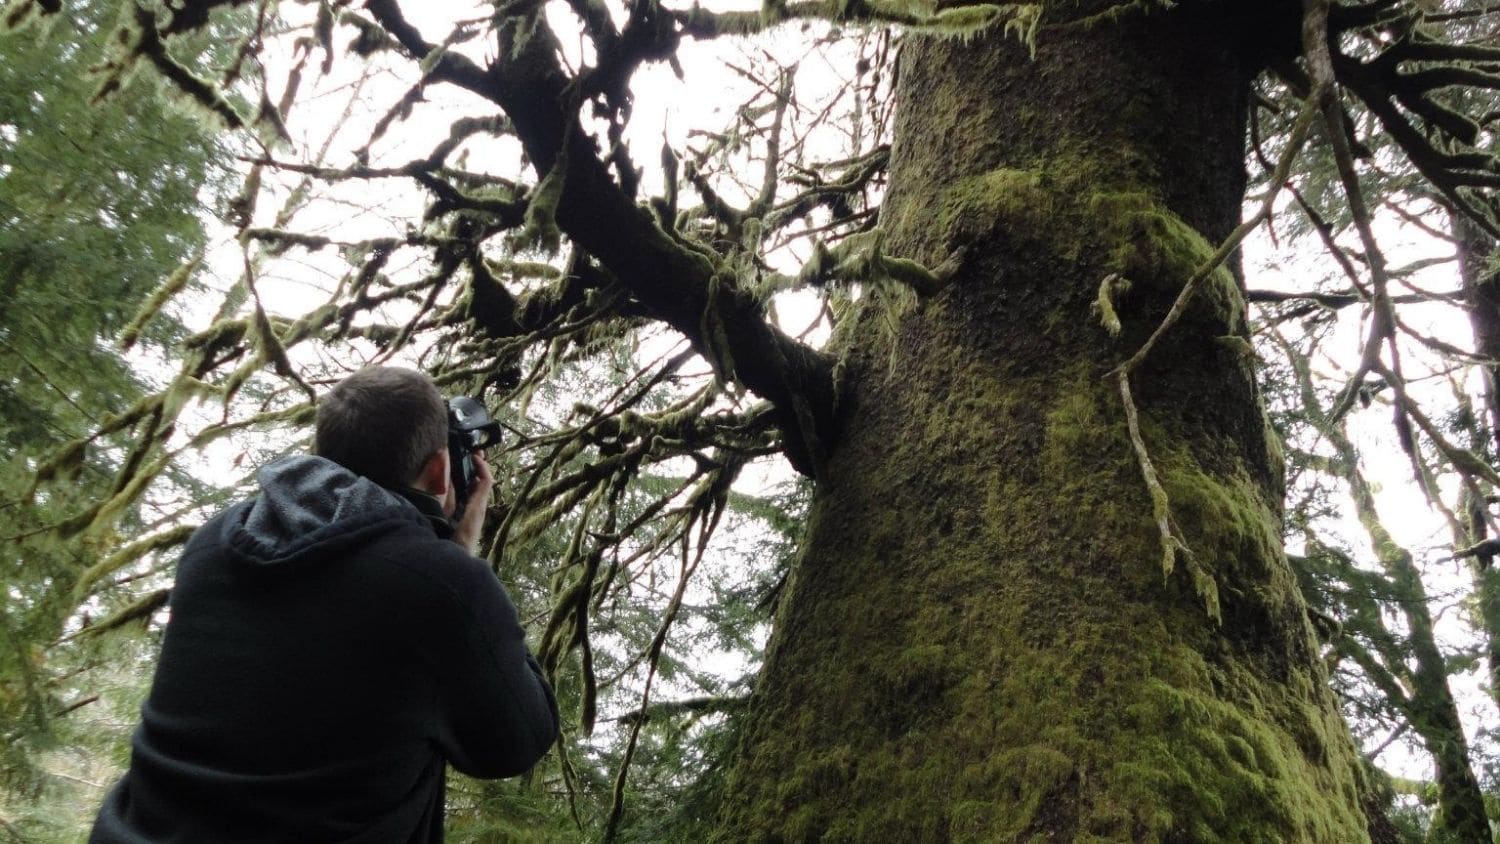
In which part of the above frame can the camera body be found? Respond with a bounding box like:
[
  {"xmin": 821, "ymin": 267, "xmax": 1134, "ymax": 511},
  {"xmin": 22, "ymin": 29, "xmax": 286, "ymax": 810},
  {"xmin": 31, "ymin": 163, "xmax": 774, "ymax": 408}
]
[{"xmin": 446, "ymin": 396, "xmax": 501, "ymax": 519}]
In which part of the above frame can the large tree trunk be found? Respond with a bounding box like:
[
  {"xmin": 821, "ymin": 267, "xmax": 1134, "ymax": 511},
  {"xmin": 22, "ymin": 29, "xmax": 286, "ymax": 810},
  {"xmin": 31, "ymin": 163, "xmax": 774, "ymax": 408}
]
[{"xmin": 716, "ymin": 6, "xmax": 1377, "ymax": 841}]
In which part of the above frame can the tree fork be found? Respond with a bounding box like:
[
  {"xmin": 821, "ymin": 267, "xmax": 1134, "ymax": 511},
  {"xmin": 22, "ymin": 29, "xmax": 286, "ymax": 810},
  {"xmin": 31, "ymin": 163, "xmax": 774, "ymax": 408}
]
[
  {"xmin": 715, "ymin": 5, "xmax": 1379, "ymax": 841},
  {"xmin": 363, "ymin": 0, "xmax": 838, "ymax": 477}
]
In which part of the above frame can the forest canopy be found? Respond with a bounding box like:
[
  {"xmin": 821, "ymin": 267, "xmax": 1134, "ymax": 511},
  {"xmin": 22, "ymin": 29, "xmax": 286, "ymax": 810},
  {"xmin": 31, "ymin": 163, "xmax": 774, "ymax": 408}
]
[{"xmin": 3, "ymin": 0, "xmax": 1500, "ymax": 841}]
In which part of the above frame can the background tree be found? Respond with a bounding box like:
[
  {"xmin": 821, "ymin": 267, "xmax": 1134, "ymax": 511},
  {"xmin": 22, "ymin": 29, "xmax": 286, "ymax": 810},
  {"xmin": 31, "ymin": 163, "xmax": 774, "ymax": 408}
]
[
  {"xmin": 1241, "ymin": 4, "xmax": 1500, "ymax": 837},
  {"xmin": 5, "ymin": 0, "xmax": 1500, "ymax": 840},
  {"xmin": 0, "ymin": 1, "xmax": 252, "ymax": 837}
]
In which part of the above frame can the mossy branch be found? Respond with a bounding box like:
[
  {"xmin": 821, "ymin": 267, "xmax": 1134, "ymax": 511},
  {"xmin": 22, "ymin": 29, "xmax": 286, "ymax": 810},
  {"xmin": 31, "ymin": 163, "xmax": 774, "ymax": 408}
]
[
  {"xmin": 73, "ymin": 525, "xmax": 196, "ymax": 601},
  {"xmin": 29, "ymin": 438, "xmax": 90, "ymax": 492},
  {"xmin": 676, "ymin": 0, "xmax": 1040, "ymax": 49},
  {"xmin": 1116, "ymin": 371, "xmax": 1183, "ymax": 579},
  {"xmin": 796, "ymin": 228, "xmax": 958, "ymax": 296},
  {"xmin": 38, "ymin": 372, "xmax": 208, "ymax": 538},
  {"xmin": 87, "ymin": 450, "xmax": 176, "ymax": 537},
  {"xmin": 241, "ymin": 251, "xmax": 318, "ymax": 403},
  {"xmin": 119, "ymin": 253, "xmax": 204, "ymax": 351},
  {"xmin": 508, "ymin": 139, "xmax": 568, "ymax": 256},
  {"xmin": 65, "ymin": 588, "xmax": 171, "ymax": 642},
  {"xmin": 700, "ymin": 271, "xmax": 739, "ymax": 384},
  {"xmin": 764, "ymin": 145, "xmax": 889, "ymax": 234},
  {"xmin": 98, "ymin": 4, "xmax": 247, "ymax": 128},
  {"xmin": 1, "ymin": 0, "xmax": 60, "ymax": 32},
  {"xmin": 25, "ymin": 386, "xmax": 178, "ymax": 502},
  {"xmin": 186, "ymin": 402, "xmax": 316, "ymax": 450},
  {"xmin": 1097, "ymin": 95, "xmax": 1320, "ymax": 627}
]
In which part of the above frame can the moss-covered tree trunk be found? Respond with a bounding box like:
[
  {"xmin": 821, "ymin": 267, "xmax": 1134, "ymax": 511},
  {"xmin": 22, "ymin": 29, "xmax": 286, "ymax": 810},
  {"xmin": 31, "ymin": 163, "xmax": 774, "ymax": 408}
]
[{"xmin": 716, "ymin": 5, "xmax": 1379, "ymax": 841}]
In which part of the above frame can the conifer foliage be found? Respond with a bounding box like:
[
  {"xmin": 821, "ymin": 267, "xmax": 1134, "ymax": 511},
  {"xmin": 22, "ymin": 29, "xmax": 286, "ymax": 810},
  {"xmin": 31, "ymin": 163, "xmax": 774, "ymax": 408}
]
[{"xmin": 0, "ymin": 0, "xmax": 239, "ymax": 834}]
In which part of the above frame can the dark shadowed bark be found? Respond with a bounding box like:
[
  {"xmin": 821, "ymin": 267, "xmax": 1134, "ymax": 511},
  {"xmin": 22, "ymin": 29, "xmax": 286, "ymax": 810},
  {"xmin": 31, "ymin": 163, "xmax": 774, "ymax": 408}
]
[
  {"xmin": 1457, "ymin": 211, "xmax": 1500, "ymax": 714},
  {"xmin": 716, "ymin": 5, "xmax": 1378, "ymax": 840}
]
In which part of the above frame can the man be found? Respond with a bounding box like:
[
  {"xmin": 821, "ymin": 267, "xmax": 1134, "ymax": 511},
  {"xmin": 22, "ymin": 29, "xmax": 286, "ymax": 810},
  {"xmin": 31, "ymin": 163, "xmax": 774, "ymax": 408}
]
[{"xmin": 91, "ymin": 366, "xmax": 559, "ymax": 843}]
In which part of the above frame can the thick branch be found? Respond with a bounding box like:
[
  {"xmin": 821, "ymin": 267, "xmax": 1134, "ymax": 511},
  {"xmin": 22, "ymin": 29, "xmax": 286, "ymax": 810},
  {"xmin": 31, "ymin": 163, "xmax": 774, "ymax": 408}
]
[{"xmin": 366, "ymin": 0, "xmax": 837, "ymax": 476}]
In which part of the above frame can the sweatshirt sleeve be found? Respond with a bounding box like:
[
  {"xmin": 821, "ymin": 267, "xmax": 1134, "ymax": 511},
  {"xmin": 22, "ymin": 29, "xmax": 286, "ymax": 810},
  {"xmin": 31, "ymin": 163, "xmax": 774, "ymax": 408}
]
[{"xmin": 426, "ymin": 553, "xmax": 560, "ymax": 779}]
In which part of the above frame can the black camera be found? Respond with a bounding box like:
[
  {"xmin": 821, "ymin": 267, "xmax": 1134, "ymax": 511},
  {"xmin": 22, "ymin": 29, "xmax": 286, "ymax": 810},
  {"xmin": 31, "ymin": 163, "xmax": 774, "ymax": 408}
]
[{"xmin": 447, "ymin": 396, "xmax": 501, "ymax": 519}]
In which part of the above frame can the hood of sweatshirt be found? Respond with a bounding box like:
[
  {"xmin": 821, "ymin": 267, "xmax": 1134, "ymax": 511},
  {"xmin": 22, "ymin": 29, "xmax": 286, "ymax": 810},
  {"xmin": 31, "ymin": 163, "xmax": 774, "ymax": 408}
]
[{"xmin": 222, "ymin": 455, "xmax": 431, "ymax": 566}]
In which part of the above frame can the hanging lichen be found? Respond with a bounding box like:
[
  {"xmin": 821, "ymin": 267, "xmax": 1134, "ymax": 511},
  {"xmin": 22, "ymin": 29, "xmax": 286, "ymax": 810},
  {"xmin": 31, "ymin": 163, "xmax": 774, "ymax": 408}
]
[{"xmin": 915, "ymin": 3, "xmax": 1041, "ymax": 54}]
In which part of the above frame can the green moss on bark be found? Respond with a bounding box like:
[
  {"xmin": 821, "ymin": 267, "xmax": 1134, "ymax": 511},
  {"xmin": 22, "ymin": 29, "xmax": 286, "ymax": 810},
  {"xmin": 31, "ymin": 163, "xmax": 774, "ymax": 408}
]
[
  {"xmin": 933, "ymin": 162, "xmax": 1245, "ymax": 345},
  {"xmin": 722, "ymin": 165, "xmax": 1362, "ymax": 839},
  {"xmin": 1089, "ymin": 189, "xmax": 1246, "ymax": 335},
  {"xmin": 938, "ymin": 168, "xmax": 1053, "ymax": 245},
  {"xmin": 715, "ymin": 365, "xmax": 1369, "ymax": 842},
  {"xmin": 716, "ymin": 13, "xmax": 1371, "ymax": 840}
]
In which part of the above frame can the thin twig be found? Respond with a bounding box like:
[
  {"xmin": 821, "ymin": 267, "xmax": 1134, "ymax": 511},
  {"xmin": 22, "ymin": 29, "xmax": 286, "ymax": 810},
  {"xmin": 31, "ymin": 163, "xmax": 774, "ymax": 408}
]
[
  {"xmin": 602, "ymin": 503, "xmax": 715, "ymax": 842},
  {"xmin": 1116, "ymin": 370, "xmax": 1182, "ymax": 578},
  {"xmin": 1366, "ymin": 721, "xmax": 1411, "ymax": 760},
  {"xmin": 53, "ymin": 694, "xmax": 100, "ymax": 718}
]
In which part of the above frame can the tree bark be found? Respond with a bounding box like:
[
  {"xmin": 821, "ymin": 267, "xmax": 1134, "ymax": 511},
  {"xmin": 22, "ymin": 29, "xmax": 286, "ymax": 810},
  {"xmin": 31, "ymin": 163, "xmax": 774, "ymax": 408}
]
[
  {"xmin": 1456, "ymin": 210, "xmax": 1500, "ymax": 713},
  {"xmin": 716, "ymin": 6, "xmax": 1376, "ymax": 841}
]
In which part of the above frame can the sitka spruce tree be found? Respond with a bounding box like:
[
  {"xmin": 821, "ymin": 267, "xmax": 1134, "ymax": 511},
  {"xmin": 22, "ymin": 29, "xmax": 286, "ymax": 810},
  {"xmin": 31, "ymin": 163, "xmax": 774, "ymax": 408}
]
[
  {"xmin": 718, "ymin": 4, "xmax": 1376, "ymax": 841},
  {"xmin": 9, "ymin": 0, "xmax": 1500, "ymax": 839}
]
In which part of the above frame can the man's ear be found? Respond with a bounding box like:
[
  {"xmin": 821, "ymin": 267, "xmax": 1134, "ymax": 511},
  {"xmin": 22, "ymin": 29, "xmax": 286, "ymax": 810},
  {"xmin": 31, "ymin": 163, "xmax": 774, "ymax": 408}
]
[{"xmin": 417, "ymin": 448, "xmax": 450, "ymax": 497}]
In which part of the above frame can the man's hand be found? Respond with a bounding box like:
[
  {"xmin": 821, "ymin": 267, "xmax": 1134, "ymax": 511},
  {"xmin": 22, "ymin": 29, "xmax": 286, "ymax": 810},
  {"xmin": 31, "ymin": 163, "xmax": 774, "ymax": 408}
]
[{"xmin": 453, "ymin": 451, "xmax": 494, "ymax": 556}]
